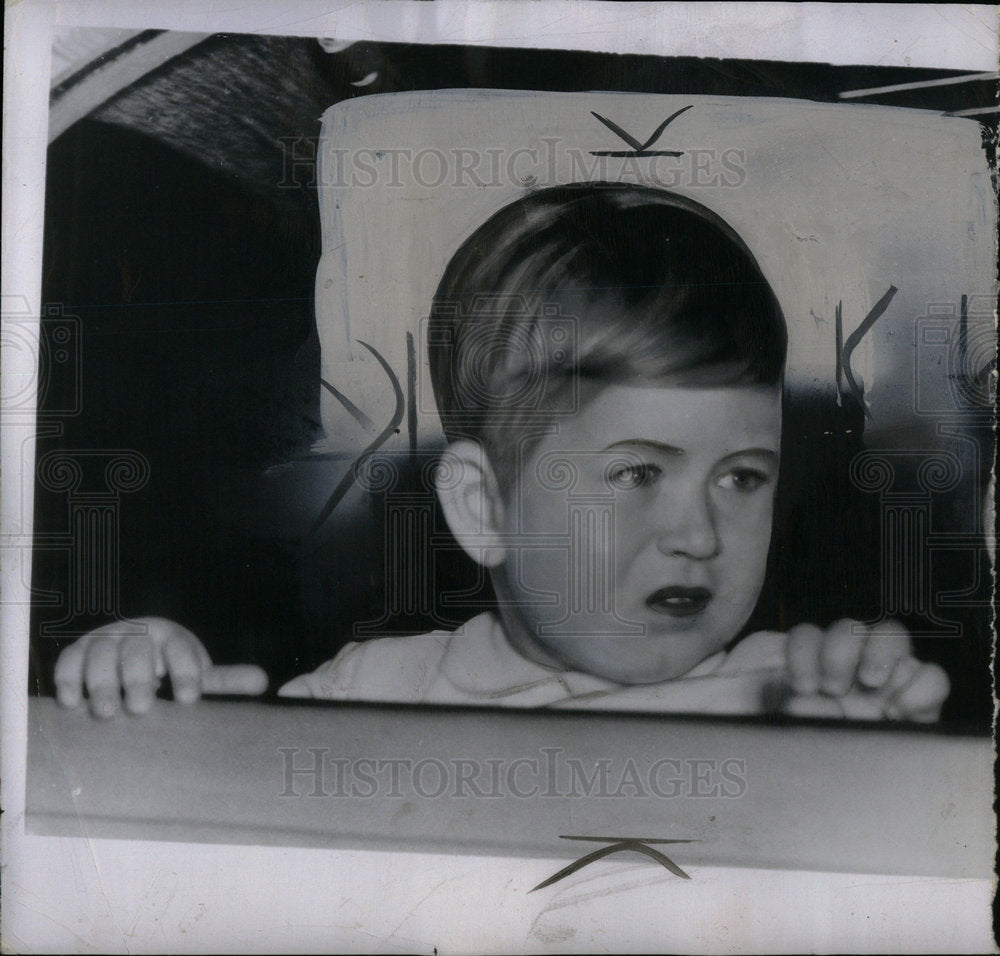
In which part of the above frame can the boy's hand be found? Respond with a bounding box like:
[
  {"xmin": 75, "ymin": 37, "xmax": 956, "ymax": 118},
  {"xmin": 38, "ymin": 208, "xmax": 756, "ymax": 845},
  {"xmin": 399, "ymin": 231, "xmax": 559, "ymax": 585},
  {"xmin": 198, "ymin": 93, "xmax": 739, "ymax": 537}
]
[
  {"xmin": 54, "ymin": 617, "xmax": 268, "ymax": 719},
  {"xmin": 781, "ymin": 619, "xmax": 949, "ymax": 722}
]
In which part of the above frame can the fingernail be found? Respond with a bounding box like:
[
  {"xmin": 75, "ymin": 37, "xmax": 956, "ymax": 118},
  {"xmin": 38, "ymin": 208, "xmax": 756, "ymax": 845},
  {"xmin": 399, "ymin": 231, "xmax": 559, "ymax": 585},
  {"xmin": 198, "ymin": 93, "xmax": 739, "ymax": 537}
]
[
  {"xmin": 173, "ymin": 680, "xmax": 198, "ymax": 704},
  {"xmin": 858, "ymin": 665, "xmax": 885, "ymax": 688},
  {"xmin": 57, "ymin": 686, "xmax": 81, "ymax": 709},
  {"xmin": 820, "ymin": 678, "xmax": 850, "ymax": 697},
  {"xmin": 792, "ymin": 677, "xmax": 820, "ymax": 696}
]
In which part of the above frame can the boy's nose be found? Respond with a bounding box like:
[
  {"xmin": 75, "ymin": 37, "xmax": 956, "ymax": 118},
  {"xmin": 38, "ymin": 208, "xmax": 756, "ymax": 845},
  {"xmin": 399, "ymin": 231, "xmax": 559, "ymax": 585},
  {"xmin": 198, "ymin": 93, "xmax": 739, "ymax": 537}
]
[{"xmin": 653, "ymin": 487, "xmax": 720, "ymax": 560}]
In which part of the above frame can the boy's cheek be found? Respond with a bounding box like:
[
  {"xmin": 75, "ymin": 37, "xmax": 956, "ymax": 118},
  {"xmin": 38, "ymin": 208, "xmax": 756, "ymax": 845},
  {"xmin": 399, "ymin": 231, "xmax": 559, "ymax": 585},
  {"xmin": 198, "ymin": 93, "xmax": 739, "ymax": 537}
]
[
  {"xmin": 510, "ymin": 539, "xmax": 623, "ymax": 620},
  {"xmin": 718, "ymin": 491, "xmax": 774, "ymax": 524},
  {"xmin": 507, "ymin": 545, "xmax": 568, "ymax": 603},
  {"xmin": 506, "ymin": 486, "xmax": 566, "ymax": 537},
  {"xmin": 722, "ymin": 506, "xmax": 774, "ymax": 552}
]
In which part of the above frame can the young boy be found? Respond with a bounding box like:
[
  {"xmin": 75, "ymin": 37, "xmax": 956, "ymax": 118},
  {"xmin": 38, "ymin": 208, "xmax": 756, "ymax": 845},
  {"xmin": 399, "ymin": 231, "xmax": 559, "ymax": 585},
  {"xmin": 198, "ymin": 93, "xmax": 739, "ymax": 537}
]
[{"xmin": 53, "ymin": 185, "xmax": 950, "ymax": 721}]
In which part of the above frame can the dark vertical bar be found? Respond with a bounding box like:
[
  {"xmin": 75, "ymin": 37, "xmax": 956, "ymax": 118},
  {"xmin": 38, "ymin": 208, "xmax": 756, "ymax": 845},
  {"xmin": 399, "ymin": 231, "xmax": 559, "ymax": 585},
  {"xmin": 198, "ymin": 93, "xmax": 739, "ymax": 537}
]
[
  {"xmin": 406, "ymin": 330, "xmax": 417, "ymax": 468},
  {"xmin": 959, "ymin": 293, "xmax": 968, "ymax": 378},
  {"xmin": 834, "ymin": 300, "xmax": 843, "ymax": 404}
]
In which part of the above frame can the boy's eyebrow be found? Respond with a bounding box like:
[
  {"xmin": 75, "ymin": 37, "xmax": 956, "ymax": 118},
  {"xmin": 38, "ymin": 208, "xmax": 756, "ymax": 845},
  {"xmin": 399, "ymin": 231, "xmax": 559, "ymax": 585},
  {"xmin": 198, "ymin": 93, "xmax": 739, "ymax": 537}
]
[
  {"xmin": 603, "ymin": 439, "xmax": 779, "ymax": 461},
  {"xmin": 603, "ymin": 439, "xmax": 685, "ymax": 456},
  {"xmin": 718, "ymin": 447, "xmax": 780, "ymax": 464}
]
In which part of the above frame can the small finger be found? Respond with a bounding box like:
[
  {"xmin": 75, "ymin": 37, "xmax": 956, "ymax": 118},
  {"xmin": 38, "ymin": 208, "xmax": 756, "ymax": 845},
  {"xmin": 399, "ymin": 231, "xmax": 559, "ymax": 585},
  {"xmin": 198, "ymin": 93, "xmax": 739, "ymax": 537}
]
[
  {"xmin": 885, "ymin": 662, "xmax": 951, "ymax": 722},
  {"xmin": 54, "ymin": 640, "xmax": 86, "ymax": 708},
  {"xmin": 880, "ymin": 654, "xmax": 922, "ymax": 703},
  {"xmin": 145, "ymin": 618, "xmax": 214, "ymax": 669},
  {"xmin": 202, "ymin": 665, "xmax": 269, "ymax": 696},
  {"xmin": 835, "ymin": 689, "xmax": 888, "ymax": 721},
  {"xmin": 120, "ymin": 635, "xmax": 157, "ymax": 715},
  {"xmin": 84, "ymin": 635, "xmax": 122, "ymax": 719},
  {"xmin": 163, "ymin": 633, "xmax": 204, "ymax": 704},
  {"xmin": 818, "ymin": 619, "xmax": 865, "ymax": 697},
  {"xmin": 857, "ymin": 621, "xmax": 912, "ymax": 689},
  {"xmin": 786, "ymin": 623, "xmax": 823, "ymax": 695}
]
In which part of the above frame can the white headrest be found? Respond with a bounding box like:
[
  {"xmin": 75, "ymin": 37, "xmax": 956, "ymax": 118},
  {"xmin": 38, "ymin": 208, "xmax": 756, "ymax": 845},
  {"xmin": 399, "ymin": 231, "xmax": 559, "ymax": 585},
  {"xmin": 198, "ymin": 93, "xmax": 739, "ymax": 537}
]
[{"xmin": 314, "ymin": 90, "xmax": 996, "ymax": 455}]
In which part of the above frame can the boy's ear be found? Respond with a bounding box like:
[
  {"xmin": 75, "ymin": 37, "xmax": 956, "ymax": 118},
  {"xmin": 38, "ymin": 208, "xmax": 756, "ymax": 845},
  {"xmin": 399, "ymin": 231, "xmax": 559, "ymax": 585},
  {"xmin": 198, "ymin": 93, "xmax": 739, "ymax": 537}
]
[{"xmin": 435, "ymin": 440, "xmax": 507, "ymax": 569}]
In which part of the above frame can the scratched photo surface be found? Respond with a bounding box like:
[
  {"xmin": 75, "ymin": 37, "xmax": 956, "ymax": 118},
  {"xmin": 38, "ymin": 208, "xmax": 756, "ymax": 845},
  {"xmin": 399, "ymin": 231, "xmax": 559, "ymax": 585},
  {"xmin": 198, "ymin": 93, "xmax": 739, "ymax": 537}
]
[{"xmin": 30, "ymin": 31, "xmax": 995, "ymax": 730}]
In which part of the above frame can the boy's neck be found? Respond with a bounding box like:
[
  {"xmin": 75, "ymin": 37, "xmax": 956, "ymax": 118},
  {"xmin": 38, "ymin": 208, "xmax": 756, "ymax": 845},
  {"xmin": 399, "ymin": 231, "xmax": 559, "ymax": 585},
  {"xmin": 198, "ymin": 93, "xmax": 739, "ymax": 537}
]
[{"xmin": 490, "ymin": 573, "xmax": 575, "ymax": 674}]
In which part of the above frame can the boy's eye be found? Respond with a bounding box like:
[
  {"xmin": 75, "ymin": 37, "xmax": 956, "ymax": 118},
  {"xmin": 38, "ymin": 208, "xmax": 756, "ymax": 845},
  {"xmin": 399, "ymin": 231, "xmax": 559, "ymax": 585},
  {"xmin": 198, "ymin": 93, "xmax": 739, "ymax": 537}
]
[
  {"xmin": 717, "ymin": 468, "xmax": 770, "ymax": 493},
  {"xmin": 606, "ymin": 462, "xmax": 662, "ymax": 490}
]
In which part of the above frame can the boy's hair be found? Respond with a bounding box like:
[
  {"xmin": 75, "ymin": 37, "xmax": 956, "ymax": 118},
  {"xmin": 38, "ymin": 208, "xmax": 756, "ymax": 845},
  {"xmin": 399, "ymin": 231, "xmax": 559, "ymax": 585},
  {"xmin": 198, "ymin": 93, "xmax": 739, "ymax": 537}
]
[{"xmin": 428, "ymin": 183, "xmax": 787, "ymax": 486}]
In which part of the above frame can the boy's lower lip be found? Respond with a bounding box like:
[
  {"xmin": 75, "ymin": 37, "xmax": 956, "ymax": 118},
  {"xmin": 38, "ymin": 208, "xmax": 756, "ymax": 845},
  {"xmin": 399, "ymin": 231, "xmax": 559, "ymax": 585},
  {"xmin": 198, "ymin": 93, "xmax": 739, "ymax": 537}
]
[{"xmin": 645, "ymin": 586, "xmax": 712, "ymax": 617}]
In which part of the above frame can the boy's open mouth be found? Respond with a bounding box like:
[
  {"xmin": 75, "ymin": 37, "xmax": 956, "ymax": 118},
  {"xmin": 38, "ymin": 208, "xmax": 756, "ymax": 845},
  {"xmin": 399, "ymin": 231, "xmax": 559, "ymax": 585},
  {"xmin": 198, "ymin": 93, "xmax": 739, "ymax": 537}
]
[{"xmin": 645, "ymin": 586, "xmax": 712, "ymax": 617}]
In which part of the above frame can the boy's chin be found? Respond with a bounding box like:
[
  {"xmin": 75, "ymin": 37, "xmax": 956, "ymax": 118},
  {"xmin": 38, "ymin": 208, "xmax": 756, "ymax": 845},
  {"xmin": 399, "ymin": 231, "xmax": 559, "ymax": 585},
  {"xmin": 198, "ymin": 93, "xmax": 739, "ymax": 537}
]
[
  {"xmin": 541, "ymin": 636, "xmax": 721, "ymax": 686},
  {"xmin": 578, "ymin": 661, "xmax": 702, "ymax": 685},
  {"xmin": 502, "ymin": 607, "xmax": 732, "ymax": 684}
]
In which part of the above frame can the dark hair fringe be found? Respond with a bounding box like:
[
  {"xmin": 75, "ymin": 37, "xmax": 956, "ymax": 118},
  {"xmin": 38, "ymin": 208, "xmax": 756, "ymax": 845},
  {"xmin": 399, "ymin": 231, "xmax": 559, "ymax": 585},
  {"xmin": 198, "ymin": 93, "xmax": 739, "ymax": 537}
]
[{"xmin": 428, "ymin": 183, "xmax": 787, "ymax": 478}]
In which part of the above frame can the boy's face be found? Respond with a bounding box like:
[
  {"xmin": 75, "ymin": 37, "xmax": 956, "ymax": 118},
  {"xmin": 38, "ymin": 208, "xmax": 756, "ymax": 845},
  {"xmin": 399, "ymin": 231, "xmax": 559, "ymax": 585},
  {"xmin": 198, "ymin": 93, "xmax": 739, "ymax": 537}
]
[{"xmin": 496, "ymin": 382, "xmax": 781, "ymax": 684}]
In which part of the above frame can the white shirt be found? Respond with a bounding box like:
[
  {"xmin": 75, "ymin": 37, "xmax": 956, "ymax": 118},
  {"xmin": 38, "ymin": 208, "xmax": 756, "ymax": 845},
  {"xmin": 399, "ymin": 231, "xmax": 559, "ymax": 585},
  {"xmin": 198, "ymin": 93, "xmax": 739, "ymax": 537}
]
[{"xmin": 278, "ymin": 612, "xmax": 790, "ymax": 713}]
